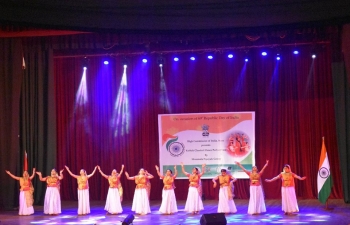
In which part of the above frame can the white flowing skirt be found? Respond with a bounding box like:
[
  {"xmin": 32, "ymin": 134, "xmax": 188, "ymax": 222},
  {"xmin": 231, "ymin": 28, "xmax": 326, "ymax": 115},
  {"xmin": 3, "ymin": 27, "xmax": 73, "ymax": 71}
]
[
  {"xmin": 217, "ymin": 186, "xmax": 237, "ymax": 213},
  {"xmin": 159, "ymin": 189, "xmax": 178, "ymax": 214},
  {"xmin": 18, "ymin": 191, "xmax": 34, "ymax": 215},
  {"xmin": 105, "ymin": 188, "xmax": 123, "ymax": 214},
  {"xmin": 131, "ymin": 188, "xmax": 151, "ymax": 215},
  {"xmin": 281, "ymin": 187, "xmax": 299, "ymax": 213},
  {"xmin": 184, "ymin": 186, "xmax": 204, "ymax": 213},
  {"xmin": 247, "ymin": 186, "xmax": 266, "ymax": 214},
  {"xmin": 44, "ymin": 187, "xmax": 61, "ymax": 214},
  {"xmin": 78, "ymin": 189, "xmax": 90, "ymax": 215}
]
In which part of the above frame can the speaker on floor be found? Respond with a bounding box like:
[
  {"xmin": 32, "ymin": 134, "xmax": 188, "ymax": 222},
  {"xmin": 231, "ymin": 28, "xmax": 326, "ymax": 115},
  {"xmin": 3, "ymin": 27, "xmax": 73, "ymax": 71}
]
[
  {"xmin": 122, "ymin": 214, "xmax": 134, "ymax": 225},
  {"xmin": 200, "ymin": 213, "xmax": 227, "ymax": 225}
]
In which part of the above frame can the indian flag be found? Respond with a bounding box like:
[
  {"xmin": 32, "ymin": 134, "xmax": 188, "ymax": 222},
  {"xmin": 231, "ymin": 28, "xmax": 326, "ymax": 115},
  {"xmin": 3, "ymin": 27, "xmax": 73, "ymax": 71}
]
[{"xmin": 317, "ymin": 138, "xmax": 332, "ymax": 204}]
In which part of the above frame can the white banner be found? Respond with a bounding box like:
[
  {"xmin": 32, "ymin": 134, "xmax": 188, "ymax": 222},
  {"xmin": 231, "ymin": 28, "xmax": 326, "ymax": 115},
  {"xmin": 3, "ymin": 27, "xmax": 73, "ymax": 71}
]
[{"xmin": 158, "ymin": 112, "xmax": 255, "ymax": 179}]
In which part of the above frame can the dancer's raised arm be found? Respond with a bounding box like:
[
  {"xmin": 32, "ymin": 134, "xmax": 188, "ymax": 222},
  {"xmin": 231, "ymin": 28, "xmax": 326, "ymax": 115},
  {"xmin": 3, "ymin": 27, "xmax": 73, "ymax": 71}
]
[
  {"xmin": 5, "ymin": 170, "xmax": 20, "ymax": 180},
  {"xmin": 198, "ymin": 164, "xmax": 206, "ymax": 177},
  {"xmin": 65, "ymin": 165, "xmax": 79, "ymax": 178},
  {"xmin": 87, "ymin": 166, "xmax": 98, "ymax": 178},
  {"xmin": 259, "ymin": 160, "xmax": 269, "ymax": 174},
  {"xmin": 125, "ymin": 171, "xmax": 134, "ymax": 180},
  {"xmin": 181, "ymin": 162, "xmax": 189, "ymax": 176},
  {"xmin": 118, "ymin": 165, "xmax": 125, "ymax": 178},
  {"xmin": 173, "ymin": 165, "xmax": 178, "ymax": 178},
  {"xmin": 98, "ymin": 166, "xmax": 109, "ymax": 179},
  {"xmin": 155, "ymin": 165, "xmax": 163, "ymax": 178},
  {"xmin": 29, "ymin": 168, "xmax": 36, "ymax": 180}
]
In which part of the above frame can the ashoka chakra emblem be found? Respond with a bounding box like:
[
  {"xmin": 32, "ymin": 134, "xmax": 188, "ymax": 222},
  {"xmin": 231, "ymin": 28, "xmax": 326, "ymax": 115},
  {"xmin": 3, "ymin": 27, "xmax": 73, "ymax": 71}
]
[
  {"xmin": 168, "ymin": 142, "xmax": 184, "ymax": 157},
  {"xmin": 318, "ymin": 167, "xmax": 330, "ymax": 179}
]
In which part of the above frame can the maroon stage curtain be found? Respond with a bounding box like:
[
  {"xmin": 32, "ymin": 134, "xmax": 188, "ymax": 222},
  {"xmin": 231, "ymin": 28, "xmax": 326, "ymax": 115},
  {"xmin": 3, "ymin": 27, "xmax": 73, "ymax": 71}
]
[{"xmin": 55, "ymin": 45, "xmax": 342, "ymax": 201}]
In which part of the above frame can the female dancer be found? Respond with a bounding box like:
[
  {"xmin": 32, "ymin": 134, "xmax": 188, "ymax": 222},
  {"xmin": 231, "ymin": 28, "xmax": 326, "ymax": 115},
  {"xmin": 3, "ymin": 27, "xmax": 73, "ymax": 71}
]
[
  {"xmin": 125, "ymin": 168, "xmax": 154, "ymax": 215},
  {"xmin": 265, "ymin": 164, "xmax": 306, "ymax": 215},
  {"xmin": 181, "ymin": 162, "xmax": 206, "ymax": 214},
  {"xmin": 235, "ymin": 160, "xmax": 269, "ymax": 215},
  {"xmin": 36, "ymin": 168, "xmax": 64, "ymax": 215},
  {"xmin": 65, "ymin": 165, "xmax": 97, "ymax": 215},
  {"xmin": 155, "ymin": 165, "xmax": 178, "ymax": 214},
  {"xmin": 5, "ymin": 168, "xmax": 36, "ymax": 215},
  {"xmin": 212, "ymin": 169, "xmax": 237, "ymax": 214},
  {"xmin": 98, "ymin": 165, "xmax": 124, "ymax": 214}
]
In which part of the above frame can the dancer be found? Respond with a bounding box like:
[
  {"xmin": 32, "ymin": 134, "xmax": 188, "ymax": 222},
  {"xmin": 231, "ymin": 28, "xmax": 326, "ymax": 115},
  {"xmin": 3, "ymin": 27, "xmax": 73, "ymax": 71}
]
[
  {"xmin": 125, "ymin": 168, "xmax": 154, "ymax": 215},
  {"xmin": 265, "ymin": 164, "xmax": 306, "ymax": 215},
  {"xmin": 36, "ymin": 168, "xmax": 64, "ymax": 215},
  {"xmin": 212, "ymin": 169, "xmax": 237, "ymax": 214},
  {"xmin": 98, "ymin": 165, "xmax": 124, "ymax": 214},
  {"xmin": 155, "ymin": 165, "xmax": 178, "ymax": 214},
  {"xmin": 65, "ymin": 165, "xmax": 98, "ymax": 215},
  {"xmin": 235, "ymin": 160, "xmax": 269, "ymax": 215},
  {"xmin": 181, "ymin": 162, "xmax": 206, "ymax": 214},
  {"xmin": 5, "ymin": 168, "xmax": 36, "ymax": 215}
]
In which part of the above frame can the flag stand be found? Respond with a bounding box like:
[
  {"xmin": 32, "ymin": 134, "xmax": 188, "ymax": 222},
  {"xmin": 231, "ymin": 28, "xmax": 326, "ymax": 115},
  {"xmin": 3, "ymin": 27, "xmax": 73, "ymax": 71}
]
[{"xmin": 324, "ymin": 199, "xmax": 334, "ymax": 210}]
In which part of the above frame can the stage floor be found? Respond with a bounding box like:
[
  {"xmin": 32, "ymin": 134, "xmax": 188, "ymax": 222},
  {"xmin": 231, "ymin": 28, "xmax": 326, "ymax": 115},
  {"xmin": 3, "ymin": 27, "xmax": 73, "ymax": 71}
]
[{"xmin": 0, "ymin": 199, "xmax": 349, "ymax": 225}]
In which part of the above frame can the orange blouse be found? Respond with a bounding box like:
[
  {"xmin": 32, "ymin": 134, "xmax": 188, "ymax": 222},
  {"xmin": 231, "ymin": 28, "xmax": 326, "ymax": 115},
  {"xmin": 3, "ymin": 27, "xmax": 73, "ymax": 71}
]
[
  {"xmin": 46, "ymin": 176, "xmax": 60, "ymax": 187},
  {"xmin": 163, "ymin": 176, "xmax": 175, "ymax": 190},
  {"xmin": 19, "ymin": 177, "xmax": 32, "ymax": 191},
  {"xmin": 218, "ymin": 175, "xmax": 231, "ymax": 187},
  {"xmin": 135, "ymin": 175, "xmax": 148, "ymax": 189},
  {"xmin": 189, "ymin": 174, "xmax": 200, "ymax": 187},
  {"xmin": 278, "ymin": 172, "xmax": 296, "ymax": 187},
  {"xmin": 108, "ymin": 176, "xmax": 119, "ymax": 188},
  {"xmin": 77, "ymin": 176, "xmax": 89, "ymax": 190},
  {"xmin": 247, "ymin": 172, "xmax": 262, "ymax": 186}
]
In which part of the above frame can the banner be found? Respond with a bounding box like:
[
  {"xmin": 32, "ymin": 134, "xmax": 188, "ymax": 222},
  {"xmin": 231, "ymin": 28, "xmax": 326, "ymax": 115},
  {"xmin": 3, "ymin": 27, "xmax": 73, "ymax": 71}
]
[{"xmin": 158, "ymin": 112, "xmax": 255, "ymax": 179}]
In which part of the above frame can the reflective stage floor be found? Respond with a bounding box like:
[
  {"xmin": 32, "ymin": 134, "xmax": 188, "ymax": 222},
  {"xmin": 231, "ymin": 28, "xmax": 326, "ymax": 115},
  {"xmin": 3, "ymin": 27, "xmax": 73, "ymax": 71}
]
[{"xmin": 0, "ymin": 199, "xmax": 349, "ymax": 225}]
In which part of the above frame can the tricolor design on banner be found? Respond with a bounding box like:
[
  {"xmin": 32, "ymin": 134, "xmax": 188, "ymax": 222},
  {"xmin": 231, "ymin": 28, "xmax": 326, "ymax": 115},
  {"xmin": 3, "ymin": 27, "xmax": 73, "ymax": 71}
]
[{"xmin": 317, "ymin": 138, "xmax": 332, "ymax": 204}]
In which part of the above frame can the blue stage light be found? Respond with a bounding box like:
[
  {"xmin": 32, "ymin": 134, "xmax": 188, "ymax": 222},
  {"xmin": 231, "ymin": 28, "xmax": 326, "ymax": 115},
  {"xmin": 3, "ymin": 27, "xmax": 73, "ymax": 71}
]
[
  {"xmin": 245, "ymin": 58, "xmax": 249, "ymax": 62},
  {"xmin": 261, "ymin": 51, "xmax": 267, "ymax": 56},
  {"xmin": 104, "ymin": 60, "xmax": 109, "ymax": 65},
  {"xmin": 190, "ymin": 56, "xmax": 195, "ymax": 61},
  {"xmin": 228, "ymin": 54, "xmax": 233, "ymax": 58},
  {"xmin": 174, "ymin": 57, "xmax": 179, "ymax": 61},
  {"xmin": 293, "ymin": 50, "xmax": 299, "ymax": 55},
  {"xmin": 207, "ymin": 55, "xmax": 213, "ymax": 59},
  {"xmin": 142, "ymin": 58, "xmax": 147, "ymax": 63}
]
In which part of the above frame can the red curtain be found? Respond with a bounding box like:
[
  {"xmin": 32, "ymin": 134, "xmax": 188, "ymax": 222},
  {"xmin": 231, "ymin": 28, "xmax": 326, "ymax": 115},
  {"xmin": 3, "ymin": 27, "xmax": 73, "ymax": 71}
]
[{"xmin": 55, "ymin": 45, "xmax": 342, "ymax": 201}]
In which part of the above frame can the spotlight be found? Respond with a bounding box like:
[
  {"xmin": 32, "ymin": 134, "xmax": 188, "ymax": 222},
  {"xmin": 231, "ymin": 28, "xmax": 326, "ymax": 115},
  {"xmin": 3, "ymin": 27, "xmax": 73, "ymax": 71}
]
[
  {"xmin": 244, "ymin": 58, "xmax": 249, "ymax": 62},
  {"xmin": 157, "ymin": 56, "xmax": 165, "ymax": 67},
  {"xmin": 207, "ymin": 55, "xmax": 213, "ymax": 59},
  {"xmin": 261, "ymin": 51, "xmax": 267, "ymax": 56},
  {"xmin": 82, "ymin": 57, "xmax": 89, "ymax": 69},
  {"xmin": 311, "ymin": 50, "xmax": 317, "ymax": 59},
  {"xmin": 227, "ymin": 54, "xmax": 233, "ymax": 58},
  {"xmin": 190, "ymin": 56, "xmax": 196, "ymax": 61},
  {"xmin": 142, "ymin": 58, "xmax": 147, "ymax": 63},
  {"xmin": 122, "ymin": 57, "xmax": 129, "ymax": 67},
  {"xmin": 174, "ymin": 57, "xmax": 179, "ymax": 62},
  {"xmin": 276, "ymin": 53, "xmax": 281, "ymax": 61},
  {"xmin": 104, "ymin": 60, "xmax": 109, "ymax": 65},
  {"xmin": 122, "ymin": 214, "xmax": 135, "ymax": 225},
  {"xmin": 293, "ymin": 50, "xmax": 299, "ymax": 55}
]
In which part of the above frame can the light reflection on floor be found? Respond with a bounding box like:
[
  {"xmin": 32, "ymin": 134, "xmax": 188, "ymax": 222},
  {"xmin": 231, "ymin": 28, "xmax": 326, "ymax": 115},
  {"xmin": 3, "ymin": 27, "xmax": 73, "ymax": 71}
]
[
  {"xmin": 0, "ymin": 199, "xmax": 347, "ymax": 225},
  {"xmin": 26, "ymin": 211, "xmax": 343, "ymax": 225}
]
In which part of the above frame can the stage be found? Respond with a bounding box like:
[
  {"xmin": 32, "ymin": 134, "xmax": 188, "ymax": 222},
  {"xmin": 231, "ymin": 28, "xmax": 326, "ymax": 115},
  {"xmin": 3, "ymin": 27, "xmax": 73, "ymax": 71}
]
[{"xmin": 0, "ymin": 199, "xmax": 349, "ymax": 225}]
